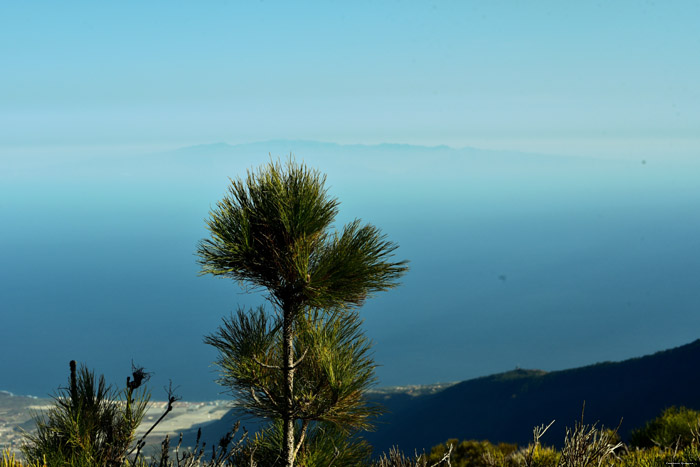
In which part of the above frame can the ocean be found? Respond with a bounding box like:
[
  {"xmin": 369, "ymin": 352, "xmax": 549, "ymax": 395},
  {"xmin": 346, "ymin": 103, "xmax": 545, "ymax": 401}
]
[{"xmin": 2, "ymin": 141, "xmax": 699, "ymax": 400}]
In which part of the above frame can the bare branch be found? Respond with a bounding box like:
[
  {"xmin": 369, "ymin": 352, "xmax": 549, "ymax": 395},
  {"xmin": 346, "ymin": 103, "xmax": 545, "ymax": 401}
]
[
  {"xmin": 252, "ymin": 356, "xmax": 282, "ymax": 370},
  {"xmin": 291, "ymin": 348, "xmax": 309, "ymax": 369},
  {"xmin": 127, "ymin": 381, "xmax": 181, "ymax": 457},
  {"xmin": 249, "ymin": 387, "xmax": 264, "ymax": 406},
  {"xmin": 258, "ymin": 385, "xmax": 281, "ymax": 410},
  {"xmin": 429, "ymin": 443, "xmax": 453, "ymax": 467},
  {"xmin": 292, "ymin": 419, "xmax": 310, "ymax": 463},
  {"xmin": 524, "ymin": 420, "xmax": 555, "ymax": 467}
]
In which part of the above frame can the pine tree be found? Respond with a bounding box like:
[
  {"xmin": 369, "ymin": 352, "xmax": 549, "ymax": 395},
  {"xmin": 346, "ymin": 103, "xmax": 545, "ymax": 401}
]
[{"xmin": 198, "ymin": 159, "xmax": 408, "ymax": 466}]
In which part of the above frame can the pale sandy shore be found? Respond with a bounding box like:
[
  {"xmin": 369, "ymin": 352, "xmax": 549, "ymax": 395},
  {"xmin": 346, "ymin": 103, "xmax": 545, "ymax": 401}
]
[
  {"xmin": 0, "ymin": 395, "xmax": 233, "ymax": 454},
  {"xmin": 136, "ymin": 400, "xmax": 232, "ymax": 439}
]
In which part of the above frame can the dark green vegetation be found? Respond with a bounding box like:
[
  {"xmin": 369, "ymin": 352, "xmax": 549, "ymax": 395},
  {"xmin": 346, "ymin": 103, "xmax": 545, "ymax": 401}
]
[
  {"xmin": 365, "ymin": 338, "xmax": 700, "ymax": 454},
  {"xmin": 21, "ymin": 361, "xmax": 150, "ymax": 466},
  {"xmin": 241, "ymin": 421, "xmax": 374, "ymax": 466},
  {"xmin": 197, "ymin": 159, "xmax": 408, "ymax": 466},
  {"xmin": 14, "ymin": 361, "xmax": 250, "ymax": 467},
  {"xmin": 424, "ymin": 407, "xmax": 700, "ymax": 466},
  {"xmin": 629, "ymin": 406, "xmax": 700, "ymax": 449}
]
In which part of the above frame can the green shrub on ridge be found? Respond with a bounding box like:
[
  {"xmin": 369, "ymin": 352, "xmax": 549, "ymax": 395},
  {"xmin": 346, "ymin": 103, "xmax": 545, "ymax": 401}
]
[{"xmin": 629, "ymin": 406, "xmax": 700, "ymax": 449}]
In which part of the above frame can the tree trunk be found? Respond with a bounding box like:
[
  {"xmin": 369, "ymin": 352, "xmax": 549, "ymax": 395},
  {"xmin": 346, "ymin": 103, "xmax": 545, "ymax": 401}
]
[{"xmin": 282, "ymin": 304, "xmax": 296, "ymax": 467}]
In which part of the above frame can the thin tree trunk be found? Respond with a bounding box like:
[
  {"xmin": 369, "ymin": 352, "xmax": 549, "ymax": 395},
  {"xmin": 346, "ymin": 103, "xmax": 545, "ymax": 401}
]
[{"xmin": 282, "ymin": 304, "xmax": 296, "ymax": 467}]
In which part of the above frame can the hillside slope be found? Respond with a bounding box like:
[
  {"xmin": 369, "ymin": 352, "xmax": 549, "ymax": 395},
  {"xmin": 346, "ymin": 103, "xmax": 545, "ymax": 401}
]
[{"xmin": 365, "ymin": 339, "xmax": 700, "ymax": 453}]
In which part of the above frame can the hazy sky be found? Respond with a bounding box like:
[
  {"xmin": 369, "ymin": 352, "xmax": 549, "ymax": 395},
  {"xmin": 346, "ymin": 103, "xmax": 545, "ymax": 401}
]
[{"xmin": 2, "ymin": 1, "xmax": 699, "ymax": 158}]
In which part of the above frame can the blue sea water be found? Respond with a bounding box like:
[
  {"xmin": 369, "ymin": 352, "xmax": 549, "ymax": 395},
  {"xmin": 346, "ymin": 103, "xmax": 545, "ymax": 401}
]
[{"xmin": 2, "ymin": 141, "xmax": 699, "ymax": 400}]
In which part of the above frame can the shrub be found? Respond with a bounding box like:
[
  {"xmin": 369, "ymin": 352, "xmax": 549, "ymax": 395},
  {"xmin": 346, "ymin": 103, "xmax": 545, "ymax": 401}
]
[
  {"xmin": 629, "ymin": 406, "xmax": 700, "ymax": 449},
  {"xmin": 21, "ymin": 361, "xmax": 149, "ymax": 466},
  {"xmin": 428, "ymin": 439, "xmax": 517, "ymax": 467},
  {"xmin": 371, "ymin": 445, "xmax": 452, "ymax": 467},
  {"xmin": 2, "ymin": 448, "xmax": 45, "ymax": 467},
  {"xmin": 505, "ymin": 444, "xmax": 560, "ymax": 467},
  {"xmin": 557, "ymin": 417, "xmax": 622, "ymax": 466},
  {"xmin": 617, "ymin": 445, "xmax": 700, "ymax": 467},
  {"xmin": 239, "ymin": 421, "xmax": 372, "ymax": 466}
]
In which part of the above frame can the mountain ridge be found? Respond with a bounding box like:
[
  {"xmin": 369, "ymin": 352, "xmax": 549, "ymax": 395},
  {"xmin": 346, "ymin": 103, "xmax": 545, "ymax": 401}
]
[
  {"xmin": 163, "ymin": 139, "xmax": 607, "ymax": 163},
  {"xmin": 365, "ymin": 338, "xmax": 700, "ymax": 453}
]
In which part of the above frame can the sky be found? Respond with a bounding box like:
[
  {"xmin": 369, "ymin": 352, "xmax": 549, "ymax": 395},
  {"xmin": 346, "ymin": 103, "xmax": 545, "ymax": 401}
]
[{"xmin": 1, "ymin": 1, "xmax": 699, "ymax": 159}]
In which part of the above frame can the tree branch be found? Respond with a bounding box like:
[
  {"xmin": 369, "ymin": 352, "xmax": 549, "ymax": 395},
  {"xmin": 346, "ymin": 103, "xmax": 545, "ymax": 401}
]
[
  {"xmin": 252, "ymin": 356, "xmax": 281, "ymax": 370},
  {"xmin": 249, "ymin": 387, "xmax": 264, "ymax": 406},
  {"xmin": 429, "ymin": 442, "xmax": 453, "ymax": 466},
  {"xmin": 292, "ymin": 419, "xmax": 310, "ymax": 463},
  {"xmin": 259, "ymin": 385, "xmax": 281, "ymax": 410},
  {"xmin": 291, "ymin": 348, "xmax": 309, "ymax": 369},
  {"xmin": 127, "ymin": 385, "xmax": 180, "ymax": 458}
]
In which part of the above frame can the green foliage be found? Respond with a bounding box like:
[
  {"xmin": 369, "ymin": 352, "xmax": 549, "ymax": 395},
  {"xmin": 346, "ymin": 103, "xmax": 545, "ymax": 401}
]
[
  {"xmin": 241, "ymin": 421, "xmax": 372, "ymax": 466},
  {"xmin": 371, "ymin": 446, "xmax": 452, "ymax": 467},
  {"xmin": 508, "ymin": 444, "xmax": 560, "ymax": 467},
  {"xmin": 198, "ymin": 159, "xmax": 407, "ymax": 465},
  {"xmin": 423, "ymin": 414, "xmax": 621, "ymax": 467},
  {"xmin": 293, "ymin": 308, "xmax": 380, "ymax": 429},
  {"xmin": 427, "ymin": 439, "xmax": 517, "ymax": 467},
  {"xmin": 2, "ymin": 448, "xmax": 45, "ymax": 467},
  {"xmin": 556, "ymin": 416, "xmax": 622, "ymax": 466},
  {"xmin": 204, "ymin": 306, "xmax": 282, "ymax": 421},
  {"xmin": 197, "ymin": 159, "xmax": 408, "ymax": 309},
  {"xmin": 205, "ymin": 307, "xmax": 381, "ymax": 431},
  {"xmin": 417, "ymin": 408, "xmax": 700, "ymax": 467},
  {"xmin": 21, "ymin": 361, "xmax": 149, "ymax": 467},
  {"xmin": 147, "ymin": 425, "xmax": 249, "ymax": 467},
  {"xmin": 616, "ymin": 446, "xmax": 700, "ymax": 467},
  {"xmin": 629, "ymin": 406, "xmax": 700, "ymax": 449}
]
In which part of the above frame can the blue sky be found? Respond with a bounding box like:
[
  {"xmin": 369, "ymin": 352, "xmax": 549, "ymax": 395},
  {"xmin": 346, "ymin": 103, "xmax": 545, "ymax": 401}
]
[{"xmin": 2, "ymin": 1, "xmax": 699, "ymax": 159}]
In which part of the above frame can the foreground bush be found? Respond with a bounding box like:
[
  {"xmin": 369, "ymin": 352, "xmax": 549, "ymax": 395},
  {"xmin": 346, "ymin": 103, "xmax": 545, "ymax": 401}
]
[
  {"xmin": 427, "ymin": 439, "xmax": 517, "ymax": 466},
  {"xmin": 425, "ymin": 406, "xmax": 700, "ymax": 467},
  {"xmin": 2, "ymin": 448, "xmax": 45, "ymax": 467},
  {"xmin": 237, "ymin": 421, "xmax": 372, "ymax": 466},
  {"xmin": 21, "ymin": 361, "xmax": 149, "ymax": 467},
  {"xmin": 629, "ymin": 406, "xmax": 700, "ymax": 449},
  {"xmin": 370, "ymin": 446, "xmax": 452, "ymax": 467}
]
